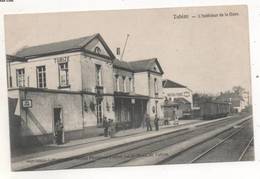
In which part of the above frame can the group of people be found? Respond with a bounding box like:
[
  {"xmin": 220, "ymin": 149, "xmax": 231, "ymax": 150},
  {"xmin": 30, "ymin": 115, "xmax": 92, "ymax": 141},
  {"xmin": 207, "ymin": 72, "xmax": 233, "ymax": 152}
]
[
  {"xmin": 103, "ymin": 110, "xmax": 180, "ymax": 137},
  {"xmin": 103, "ymin": 116, "xmax": 116, "ymax": 138},
  {"xmin": 164, "ymin": 110, "xmax": 180, "ymax": 126},
  {"xmin": 144, "ymin": 110, "xmax": 180, "ymax": 131},
  {"xmin": 144, "ymin": 113, "xmax": 160, "ymax": 131}
]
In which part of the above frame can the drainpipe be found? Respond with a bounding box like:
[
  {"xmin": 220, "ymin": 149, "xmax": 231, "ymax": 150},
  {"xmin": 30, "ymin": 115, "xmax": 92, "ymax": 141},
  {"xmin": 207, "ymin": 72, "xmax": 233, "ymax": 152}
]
[
  {"xmin": 24, "ymin": 89, "xmax": 28, "ymax": 124},
  {"xmin": 80, "ymin": 57, "xmax": 85, "ymax": 137},
  {"xmin": 148, "ymin": 72, "xmax": 151, "ymax": 115}
]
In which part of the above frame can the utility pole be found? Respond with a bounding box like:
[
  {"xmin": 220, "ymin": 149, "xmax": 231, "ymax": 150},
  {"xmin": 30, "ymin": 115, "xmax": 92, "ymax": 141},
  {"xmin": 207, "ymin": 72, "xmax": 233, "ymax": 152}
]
[{"xmin": 120, "ymin": 34, "xmax": 130, "ymax": 61}]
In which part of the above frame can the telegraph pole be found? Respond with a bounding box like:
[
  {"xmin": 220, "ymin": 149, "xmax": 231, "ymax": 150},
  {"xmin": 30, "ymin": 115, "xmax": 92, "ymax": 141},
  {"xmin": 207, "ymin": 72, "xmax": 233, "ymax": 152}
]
[{"xmin": 120, "ymin": 34, "xmax": 130, "ymax": 61}]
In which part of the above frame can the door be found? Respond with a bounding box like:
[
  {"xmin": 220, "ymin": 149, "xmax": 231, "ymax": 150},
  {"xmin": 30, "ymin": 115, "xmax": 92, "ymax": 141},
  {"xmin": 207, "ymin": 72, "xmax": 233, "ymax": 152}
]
[
  {"xmin": 96, "ymin": 99, "xmax": 103, "ymax": 125},
  {"xmin": 53, "ymin": 108, "xmax": 64, "ymax": 144}
]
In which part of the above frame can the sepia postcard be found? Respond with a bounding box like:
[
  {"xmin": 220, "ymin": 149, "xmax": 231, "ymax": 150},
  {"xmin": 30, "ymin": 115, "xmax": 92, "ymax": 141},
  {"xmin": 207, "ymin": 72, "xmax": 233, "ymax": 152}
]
[{"xmin": 3, "ymin": 4, "xmax": 255, "ymax": 173}]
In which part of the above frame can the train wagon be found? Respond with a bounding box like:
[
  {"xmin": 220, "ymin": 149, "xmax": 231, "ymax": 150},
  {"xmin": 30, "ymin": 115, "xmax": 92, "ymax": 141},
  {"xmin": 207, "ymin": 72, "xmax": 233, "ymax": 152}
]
[{"xmin": 199, "ymin": 101, "xmax": 230, "ymax": 120}]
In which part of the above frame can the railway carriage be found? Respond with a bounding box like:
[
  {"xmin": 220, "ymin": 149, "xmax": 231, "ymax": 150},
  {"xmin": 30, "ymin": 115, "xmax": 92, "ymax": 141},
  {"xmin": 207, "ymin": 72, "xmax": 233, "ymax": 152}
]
[{"xmin": 199, "ymin": 101, "xmax": 230, "ymax": 120}]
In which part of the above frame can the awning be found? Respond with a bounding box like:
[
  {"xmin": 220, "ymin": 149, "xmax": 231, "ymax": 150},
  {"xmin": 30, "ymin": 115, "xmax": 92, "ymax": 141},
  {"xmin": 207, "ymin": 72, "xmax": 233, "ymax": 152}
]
[
  {"xmin": 174, "ymin": 97, "xmax": 191, "ymax": 104},
  {"xmin": 114, "ymin": 92, "xmax": 149, "ymax": 100}
]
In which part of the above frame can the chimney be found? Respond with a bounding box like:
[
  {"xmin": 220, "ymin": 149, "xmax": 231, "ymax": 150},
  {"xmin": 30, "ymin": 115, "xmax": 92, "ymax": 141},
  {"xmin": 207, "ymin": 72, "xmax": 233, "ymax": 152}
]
[{"xmin": 116, "ymin": 47, "xmax": 120, "ymax": 56}]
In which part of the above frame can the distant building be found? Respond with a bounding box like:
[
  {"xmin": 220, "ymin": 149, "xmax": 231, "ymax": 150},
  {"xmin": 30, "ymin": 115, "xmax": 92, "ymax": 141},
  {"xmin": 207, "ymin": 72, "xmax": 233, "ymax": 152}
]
[
  {"xmin": 242, "ymin": 91, "xmax": 250, "ymax": 106},
  {"xmin": 216, "ymin": 92, "xmax": 247, "ymax": 113},
  {"xmin": 162, "ymin": 79, "xmax": 193, "ymax": 118}
]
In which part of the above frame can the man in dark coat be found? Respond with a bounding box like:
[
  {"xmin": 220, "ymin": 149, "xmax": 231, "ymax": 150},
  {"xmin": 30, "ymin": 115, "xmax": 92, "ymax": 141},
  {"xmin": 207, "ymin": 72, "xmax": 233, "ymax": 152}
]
[
  {"xmin": 103, "ymin": 116, "xmax": 109, "ymax": 137},
  {"xmin": 144, "ymin": 113, "xmax": 152, "ymax": 131},
  {"xmin": 108, "ymin": 119, "xmax": 116, "ymax": 138},
  {"xmin": 55, "ymin": 121, "xmax": 63, "ymax": 145},
  {"xmin": 154, "ymin": 114, "xmax": 159, "ymax": 131}
]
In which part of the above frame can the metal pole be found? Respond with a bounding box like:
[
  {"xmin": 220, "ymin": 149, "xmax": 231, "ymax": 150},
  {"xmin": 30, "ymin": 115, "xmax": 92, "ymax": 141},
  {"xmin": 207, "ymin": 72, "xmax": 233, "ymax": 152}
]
[{"xmin": 120, "ymin": 34, "xmax": 130, "ymax": 61}]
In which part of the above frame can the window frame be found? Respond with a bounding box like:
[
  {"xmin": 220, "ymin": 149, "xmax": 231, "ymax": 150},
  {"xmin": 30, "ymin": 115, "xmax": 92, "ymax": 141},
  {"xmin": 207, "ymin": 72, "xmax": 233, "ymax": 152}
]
[
  {"xmin": 58, "ymin": 62, "xmax": 70, "ymax": 88},
  {"xmin": 94, "ymin": 46, "xmax": 101, "ymax": 54},
  {"xmin": 16, "ymin": 68, "xmax": 25, "ymax": 87},
  {"xmin": 115, "ymin": 75, "xmax": 120, "ymax": 91},
  {"xmin": 36, "ymin": 65, "xmax": 47, "ymax": 88},
  {"xmin": 95, "ymin": 64, "xmax": 102, "ymax": 86},
  {"xmin": 154, "ymin": 78, "xmax": 158, "ymax": 95},
  {"xmin": 129, "ymin": 77, "xmax": 133, "ymax": 92},
  {"xmin": 122, "ymin": 76, "xmax": 126, "ymax": 92}
]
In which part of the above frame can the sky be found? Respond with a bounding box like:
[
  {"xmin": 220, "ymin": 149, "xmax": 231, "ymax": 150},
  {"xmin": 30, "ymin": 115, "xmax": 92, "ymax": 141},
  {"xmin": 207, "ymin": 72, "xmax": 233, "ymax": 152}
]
[{"xmin": 4, "ymin": 5, "xmax": 251, "ymax": 94}]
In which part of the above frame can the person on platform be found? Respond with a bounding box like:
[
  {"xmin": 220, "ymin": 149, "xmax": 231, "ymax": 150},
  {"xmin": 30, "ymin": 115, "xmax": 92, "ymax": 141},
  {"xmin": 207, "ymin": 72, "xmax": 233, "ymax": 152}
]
[
  {"xmin": 103, "ymin": 116, "xmax": 109, "ymax": 137},
  {"xmin": 154, "ymin": 114, "xmax": 160, "ymax": 131},
  {"xmin": 55, "ymin": 121, "xmax": 63, "ymax": 145},
  {"xmin": 173, "ymin": 108, "xmax": 180, "ymax": 125},
  {"xmin": 144, "ymin": 113, "xmax": 152, "ymax": 131},
  {"xmin": 108, "ymin": 119, "xmax": 116, "ymax": 138}
]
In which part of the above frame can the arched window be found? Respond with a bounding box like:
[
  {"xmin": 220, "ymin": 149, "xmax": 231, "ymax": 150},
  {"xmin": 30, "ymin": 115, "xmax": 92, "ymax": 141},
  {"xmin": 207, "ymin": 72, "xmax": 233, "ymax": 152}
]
[{"xmin": 94, "ymin": 46, "xmax": 101, "ymax": 54}]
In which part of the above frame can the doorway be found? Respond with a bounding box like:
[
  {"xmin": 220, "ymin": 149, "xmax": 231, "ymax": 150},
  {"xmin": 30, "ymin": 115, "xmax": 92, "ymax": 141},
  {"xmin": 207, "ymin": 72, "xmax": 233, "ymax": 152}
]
[
  {"xmin": 96, "ymin": 99, "xmax": 103, "ymax": 125},
  {"xmin": 53, "ymin": 107, "xmax": 64, "ymax": 144}
]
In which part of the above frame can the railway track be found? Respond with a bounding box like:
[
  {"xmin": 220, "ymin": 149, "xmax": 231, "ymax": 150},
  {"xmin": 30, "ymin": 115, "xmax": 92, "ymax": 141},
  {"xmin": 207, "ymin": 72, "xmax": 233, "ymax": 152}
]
[
  {"xmin": 190, "ymin": 121, "xmax": 253, "ymax": 163},
  {"xmin": 164, "ymin": 119, "xmax": 254, "ymax": 164},
  {"xmin": 238, "ymin": 137, "xmax": 254, "ymax": 161},
  {"xmin": 30, "ymin": 115, "xmax": 252, "ymax": 170}
]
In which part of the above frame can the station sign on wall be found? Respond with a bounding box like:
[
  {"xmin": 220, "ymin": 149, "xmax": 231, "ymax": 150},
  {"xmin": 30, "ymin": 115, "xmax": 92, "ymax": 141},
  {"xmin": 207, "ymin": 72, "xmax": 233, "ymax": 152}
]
[
  {"xmin": 54, "ymin": 56, "xmax": 69, "ymax": 63},
  {"xmin": 168, "ymin": 91, "xmax": 191, "ymax": 98},
  {"xmin": 22, "ymin": 99, "xmax": 32, "ymax": 108}
]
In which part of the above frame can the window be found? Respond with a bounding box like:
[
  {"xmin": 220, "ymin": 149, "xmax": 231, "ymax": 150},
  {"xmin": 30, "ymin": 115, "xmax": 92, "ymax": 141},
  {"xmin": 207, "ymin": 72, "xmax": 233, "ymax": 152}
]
[
  {"xmin": 123, "ymin": 76, "xmax": 126, "ymax": 92},
  {"xmin": 129, "ymin": 77, "xmax": 133, "ymax": 92},
  {"xmin": 154, "ymin": 78, "xmax": 158, "ymax": 95},
  {"xmin": 115, "ymin": 75, "xmax": 119, "ymax": 91},
  {"xmin": 16, "ymin": 68, "xmax": 25, "ymax": 87},
  {"xmin": 96, "ymin": 99, "xmax": 103, "ymax": 125},
  {"xmin": 36, "ymin": 66, "xmax": 46, "ymax": 88},
  {"xmin": 95, "ymin": 64, "xmax": 102, "ymax": 86},
  {"xmin": 58, "ymin": 62, "xmax": 69, "ymax": 87},
  {"xmin": 94, "ymin": 47, "xmax": 101, "ymax": 54}
]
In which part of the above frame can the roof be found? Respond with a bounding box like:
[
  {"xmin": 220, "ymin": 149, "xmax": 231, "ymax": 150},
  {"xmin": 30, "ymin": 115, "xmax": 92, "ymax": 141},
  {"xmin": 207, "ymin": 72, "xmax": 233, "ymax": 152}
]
[
  {"xmin": 113, "ymin": 58, "xmax": 133, "ymax": 71},
  {"xmin": 173, "ymin": 97, "xmax": 191, "ymax": 104},
  {"xmin": 128, "ymin": 58, "xmax": 164, "ymax": 74},
  {"xmin": 6, "ymin": 55, "xmax": 25, "ymax": 62},
  {"xmin": 14, "ymin": 33, "xmax": 115, "ymax": 60},
  {"xmin": 162, "ymin": 101, "xmax": 178, "ymax": 107},
  {"xmin": 231, "ymin": 99, "xmax": 242, "ymax": 107},
  {"xmin": 162, "ymin": 79, "xmax": 186, "ymax": 88},
  {"xmin": 216, "ymin": 93, "xmax": 244, "ymax": 102}
]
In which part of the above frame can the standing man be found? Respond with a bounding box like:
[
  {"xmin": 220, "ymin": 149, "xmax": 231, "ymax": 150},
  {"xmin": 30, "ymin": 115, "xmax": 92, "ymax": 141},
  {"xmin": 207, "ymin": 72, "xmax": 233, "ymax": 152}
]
[
  {"xmin": 109, "ymin": 119, "xmax": 116, "ymax": 138},
  {"xmin": 145, "ymin": 113, "xmax": 152, "ymax": 131},
  {"xmin": 55, "ymin": 121, "xmax": 63, "ymax": 145},
  {"xmin": 154, "ymin": 114, "xmax": 159, "ymax": 131},
  {"xmin": 174, "ymin": 107, "xmax": 180, "ymax": 125},
  {"xmin": 172, "ymin": 110, "xmax": 176, "ymax": 125},
  {"xmin": 103, "ymin": 116, "xmax": 109, "ymax": 137},
  {"xmin": 175, "ymin": 108, "xmax": 180, "ymax": 125}
]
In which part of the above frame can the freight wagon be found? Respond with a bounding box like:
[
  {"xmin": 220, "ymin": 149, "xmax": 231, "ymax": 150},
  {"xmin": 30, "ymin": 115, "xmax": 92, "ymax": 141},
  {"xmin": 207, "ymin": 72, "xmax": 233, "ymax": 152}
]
[{"xmin": 199, "ymin": 101, "xmax": 230, "ymax": 120}]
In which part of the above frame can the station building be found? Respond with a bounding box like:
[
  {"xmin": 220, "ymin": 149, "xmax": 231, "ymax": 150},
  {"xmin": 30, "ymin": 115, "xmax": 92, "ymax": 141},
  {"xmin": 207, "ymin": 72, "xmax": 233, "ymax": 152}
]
[{"xmin": 7, "ymin": 33, "xmax": 164, "ymax": 147}]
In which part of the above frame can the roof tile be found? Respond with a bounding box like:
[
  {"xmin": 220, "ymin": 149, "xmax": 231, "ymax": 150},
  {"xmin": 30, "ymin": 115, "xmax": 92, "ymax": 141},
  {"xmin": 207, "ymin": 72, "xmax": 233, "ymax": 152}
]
[
  {"xmin": 162, "ymin": 79, "xmax": 186, "ymax": 88},
  {"xmin": 15, "ymin": 33, "xmax": 99, "ymax": 58}
]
